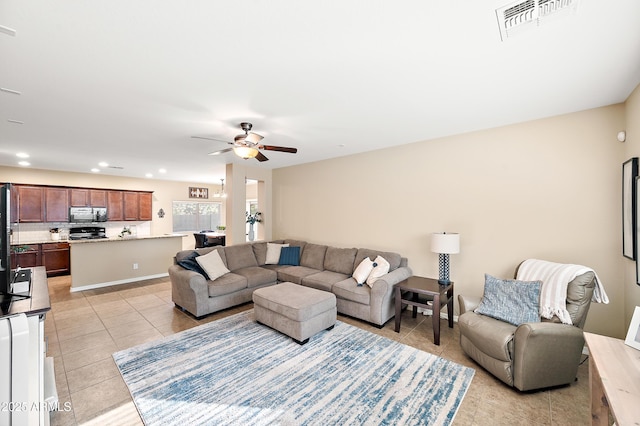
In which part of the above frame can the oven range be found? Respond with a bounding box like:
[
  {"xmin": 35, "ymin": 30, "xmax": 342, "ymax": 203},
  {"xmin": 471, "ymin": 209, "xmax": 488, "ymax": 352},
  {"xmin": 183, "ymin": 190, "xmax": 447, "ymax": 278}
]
[{"xmin": 68, "ymin": 226, "xmax": 107, "ymax": 240}]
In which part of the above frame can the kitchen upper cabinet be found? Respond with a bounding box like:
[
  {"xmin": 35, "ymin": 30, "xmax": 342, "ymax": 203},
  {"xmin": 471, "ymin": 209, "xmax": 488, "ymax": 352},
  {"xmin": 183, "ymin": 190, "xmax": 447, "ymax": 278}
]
[
  {"xmin": 122, "ymin": 191, "xmax": 152, "ymax": 221},
  {"xmin": 139, "ymin": 192, "xmax": 152, "ymax": 221},
  {"xmin": 10, "ymin": 186, "xmax": 18, "ymax": 222},
  {"xmin": 69, "ymin": 188, "xmax": 90, "ymax": 206},
  {"xmin": 90, "ymin": 190, "xmax": 107, "ymax": 207},
  {"xmin": 45, "ymin": 187, "xmax": 69, "ymax": 222},
  {"xmin": 107, "ymin": 191, "xmax": 124, "ymax": 221},
  {"xmin": 123, "ymin": 191, "xmax": 139, "ymax": 221},
  {"xmin": 13, "ymin": 184, "xmax": 152, "ymax": 222},
  {"xmin": 70, "ymin": 188, "xmax": 107, "ymax": 207},
  {"xmin": 17, "ymin": 185, "xmax": 45, "ymax": 223}
]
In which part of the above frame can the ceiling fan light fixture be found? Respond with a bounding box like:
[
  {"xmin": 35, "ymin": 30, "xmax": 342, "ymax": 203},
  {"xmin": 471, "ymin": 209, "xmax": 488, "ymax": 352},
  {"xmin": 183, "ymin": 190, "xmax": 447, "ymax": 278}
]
[{"xmin": 233, "ymin": 146, "xmax": 259, "ymax": 159}]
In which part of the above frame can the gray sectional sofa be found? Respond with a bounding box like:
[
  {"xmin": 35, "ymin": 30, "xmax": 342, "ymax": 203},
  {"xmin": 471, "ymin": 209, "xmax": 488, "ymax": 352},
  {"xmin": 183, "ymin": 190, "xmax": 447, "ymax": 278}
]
[{"xmin": 169, "ymin": 239, "xmax": 412, "ymax": 327}]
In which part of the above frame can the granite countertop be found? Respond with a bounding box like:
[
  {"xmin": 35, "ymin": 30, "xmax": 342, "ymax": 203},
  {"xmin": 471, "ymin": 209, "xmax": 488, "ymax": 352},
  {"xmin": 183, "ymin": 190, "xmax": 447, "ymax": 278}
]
[
  {"xmin": 68, "ymin": 234, "xmax": 186, "ymax": 244},
  {"xmin": 11, "ymin": 239, "xmax": 68, "ymax": 246},
  {"xmin": 12, "ymin": 234, "xmax": 186, "ymax": 246}
]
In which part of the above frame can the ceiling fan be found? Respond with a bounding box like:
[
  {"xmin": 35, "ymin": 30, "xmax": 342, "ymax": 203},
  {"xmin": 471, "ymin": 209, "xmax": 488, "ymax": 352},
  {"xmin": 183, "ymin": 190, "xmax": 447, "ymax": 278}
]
[{"xmin": 192, "ymin": 122, "xmax": 297, "ymax": 162}]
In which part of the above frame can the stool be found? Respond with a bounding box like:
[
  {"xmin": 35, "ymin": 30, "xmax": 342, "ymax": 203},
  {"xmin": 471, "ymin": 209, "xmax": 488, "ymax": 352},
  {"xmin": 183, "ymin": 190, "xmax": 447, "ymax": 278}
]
[{"xmin": 252, "ymin": 282, "xmax": 337, "ymax": 344}]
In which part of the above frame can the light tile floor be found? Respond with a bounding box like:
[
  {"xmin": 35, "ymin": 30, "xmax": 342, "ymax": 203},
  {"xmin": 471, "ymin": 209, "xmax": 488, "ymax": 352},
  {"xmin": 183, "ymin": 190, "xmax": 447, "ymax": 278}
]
[{"xmin": 44, "ymin": 275, "xmax": 591, "ymax": 425}]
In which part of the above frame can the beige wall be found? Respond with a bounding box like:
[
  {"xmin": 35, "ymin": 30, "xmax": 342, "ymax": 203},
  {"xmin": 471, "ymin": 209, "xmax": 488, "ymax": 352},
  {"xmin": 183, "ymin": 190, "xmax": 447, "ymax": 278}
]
[
  {"xmin": 0, "ymin": 166, "xmax": 223, "ymax": 250},
  {"xmin": 623, "ymin": 84, "xmax": 640, "ymax": 331},
  {"xmin": 274, "ymin": 103, "xmax": 627, "ymax": 338},
  {"xmin": 70, "ymin": 236, "xmax": 182, "ymax": 290}
]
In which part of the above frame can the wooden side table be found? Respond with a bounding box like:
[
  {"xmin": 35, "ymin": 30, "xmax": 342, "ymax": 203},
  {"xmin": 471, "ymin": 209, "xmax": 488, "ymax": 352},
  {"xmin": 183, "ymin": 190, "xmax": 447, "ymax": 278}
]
[
  {"xmin": 584, "ymin": 332, "xmax": 640, "ymax": 425},
  {"xmin": 394, "ymin": 276, "xmax": 454, "ymax": 345}
]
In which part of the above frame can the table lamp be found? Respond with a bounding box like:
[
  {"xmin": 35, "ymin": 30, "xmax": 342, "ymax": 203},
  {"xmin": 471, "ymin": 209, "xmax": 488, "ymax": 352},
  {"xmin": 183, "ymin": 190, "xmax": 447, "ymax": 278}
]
[{"xmin": 431, "ymin": 232, "xmax": 460, "ymax": 285}]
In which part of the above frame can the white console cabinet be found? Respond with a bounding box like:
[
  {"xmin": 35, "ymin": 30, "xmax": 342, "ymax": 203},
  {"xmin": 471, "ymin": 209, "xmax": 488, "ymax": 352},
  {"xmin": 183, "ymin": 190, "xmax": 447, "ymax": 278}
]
[{"xmin": 0, "ymin": 266, "xmax": 55, "ymax": 425}]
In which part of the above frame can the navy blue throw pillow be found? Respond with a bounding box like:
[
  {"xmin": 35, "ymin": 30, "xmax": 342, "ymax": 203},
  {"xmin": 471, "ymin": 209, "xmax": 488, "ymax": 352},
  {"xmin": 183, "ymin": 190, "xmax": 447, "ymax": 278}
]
[
  {"xmin": 177, "ymin": 251, "xmax": 210, "ymax": 280},
  {"xmin": 278, "ymin": 246, "xmax": 301, "ymax": 266}
]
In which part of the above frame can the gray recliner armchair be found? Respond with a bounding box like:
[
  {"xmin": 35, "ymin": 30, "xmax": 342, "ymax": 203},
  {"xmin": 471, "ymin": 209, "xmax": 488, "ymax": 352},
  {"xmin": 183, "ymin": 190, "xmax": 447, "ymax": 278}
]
[{"xmin": 458, "ymin": 266, "xmax": 595, "ymax": 391}]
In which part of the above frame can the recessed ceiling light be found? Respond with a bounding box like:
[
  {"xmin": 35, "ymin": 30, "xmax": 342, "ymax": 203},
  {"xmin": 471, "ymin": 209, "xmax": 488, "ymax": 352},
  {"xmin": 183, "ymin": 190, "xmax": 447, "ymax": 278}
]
[
  {"xmin": 0, "ymin": 87, "xmax": 21, "ymax": 95},
  {"xmin": 7, "ymin": 119, "xmax": 24, "ymax": 124},
  {"xmin": 98, "ymin": 161, "xmax": 108, "ymax": 167},
  {"xmin": 18, "ymin": 161, "xmax": 30, "ymax": 167},
  {"xmin": 158, "ymin": 168, "xmax": 167, "ymax": 174},
  {"xmin": 145, "ymin": 173, "xmax": 153, "ymax": 178},
  {"xmin": 91, "ymin": 168, "xmax": 100, "ymax": 173},
  {"xmin": 16, "ymin": 152, "xmax": 29, "ymax": 158}
]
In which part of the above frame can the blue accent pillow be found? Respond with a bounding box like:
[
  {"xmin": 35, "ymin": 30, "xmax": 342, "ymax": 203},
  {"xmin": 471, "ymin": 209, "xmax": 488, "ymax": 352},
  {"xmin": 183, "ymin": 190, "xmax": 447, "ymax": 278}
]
[
  {"xmin": 177, "ymin": 251, "xmax": 210, "ymax": 280},
  {"xmin": 474, "ymin": 274, "xmax": 541, "ymax": 326},
  {"xmin": 278, "ymin": 246, "xmax": 301, "ymax": 266}
]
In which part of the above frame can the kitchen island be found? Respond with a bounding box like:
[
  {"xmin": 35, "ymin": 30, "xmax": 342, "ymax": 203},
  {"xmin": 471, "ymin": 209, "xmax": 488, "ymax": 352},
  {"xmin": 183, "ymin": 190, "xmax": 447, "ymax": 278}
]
[{"xmin": 69, "ymin": 234, "xmax": 184, "ymax": 291}]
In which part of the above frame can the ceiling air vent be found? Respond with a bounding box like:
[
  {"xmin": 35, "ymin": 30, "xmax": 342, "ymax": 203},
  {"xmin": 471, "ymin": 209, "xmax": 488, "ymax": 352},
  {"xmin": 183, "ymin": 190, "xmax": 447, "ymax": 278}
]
[{"xmin": 496, "ymin": 0, "xmax": 580, "ymax": 41}]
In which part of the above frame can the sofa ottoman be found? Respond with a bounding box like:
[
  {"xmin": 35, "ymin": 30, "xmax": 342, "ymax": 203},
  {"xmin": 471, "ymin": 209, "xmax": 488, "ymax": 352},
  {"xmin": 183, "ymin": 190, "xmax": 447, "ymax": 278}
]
[{"xmin": 252, "ymin": 281, "xmax": 337, "ymax": 344}]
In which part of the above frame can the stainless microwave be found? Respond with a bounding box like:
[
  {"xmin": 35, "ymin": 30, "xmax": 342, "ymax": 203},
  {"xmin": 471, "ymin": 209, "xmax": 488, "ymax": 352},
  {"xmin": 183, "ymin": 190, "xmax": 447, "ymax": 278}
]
[{"xmin": 69, "ymin": 207, "xmax": 108, "ymax": 223}]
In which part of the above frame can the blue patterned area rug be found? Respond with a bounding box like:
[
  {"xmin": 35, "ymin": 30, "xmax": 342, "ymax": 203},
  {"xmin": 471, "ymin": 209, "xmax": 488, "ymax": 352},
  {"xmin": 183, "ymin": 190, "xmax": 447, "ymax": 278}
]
[{"xmin": 113, "ymin": 310, "xmax": 474, "ymax": 426}]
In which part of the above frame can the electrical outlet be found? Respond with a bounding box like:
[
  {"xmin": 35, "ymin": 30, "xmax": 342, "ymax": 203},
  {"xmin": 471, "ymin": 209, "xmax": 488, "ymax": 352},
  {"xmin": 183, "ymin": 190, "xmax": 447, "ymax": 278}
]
[{"xmin": 133, "ymin": 263, "xmax": 139, "ymax": 270}]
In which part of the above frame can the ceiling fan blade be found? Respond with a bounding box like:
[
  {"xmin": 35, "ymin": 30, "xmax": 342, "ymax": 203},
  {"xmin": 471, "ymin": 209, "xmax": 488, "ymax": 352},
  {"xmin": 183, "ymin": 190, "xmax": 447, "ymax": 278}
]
[
  {"xmin": 260, "ymin": 145, "xmax": 297, "ymax": 154},
  {"xmin": 192, "ymin": 135, "xmax": 233, "ymax": 144},
  {"xmin": 255, "ymin": 151, "xmax": 269, "ymax": 162},
  {"xmin": 192, "ymin": 135, "xmax": 223, "ymax": 141},
  {"xmin": 208, "ymin": 148, "xmax": 233, "ymax": 156},
  {"xmin": 245, "ymin": 132, "xmax": 264, "ymax": 144}
]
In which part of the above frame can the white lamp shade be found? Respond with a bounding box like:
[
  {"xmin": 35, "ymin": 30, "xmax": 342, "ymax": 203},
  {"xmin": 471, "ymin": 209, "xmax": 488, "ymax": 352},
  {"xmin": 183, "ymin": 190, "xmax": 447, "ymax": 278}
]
[
  {"xmin": 233, "ymin": 146, "xmax": 259, "ymax": 159},
  {"xmin": 431, "ymin": 232, "xmax": 460, "ymax": 254}
]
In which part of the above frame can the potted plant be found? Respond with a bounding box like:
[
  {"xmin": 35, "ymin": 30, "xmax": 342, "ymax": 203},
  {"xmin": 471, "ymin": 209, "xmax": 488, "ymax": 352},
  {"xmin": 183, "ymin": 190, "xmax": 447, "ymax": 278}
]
[
  {"xmin": 50, "ymin": 227, "xmax": 60, "ymax": 241},
  {"xmin": 216, "ymin": 225, "xmax": 226, "ymax": 234},
  {"xmin": 246, "ymin": 212, "xmax": 261, "ymax": 241},
  {"xmin": 118, "ymin": 226, "xmax": 132, "ymax": 238}
]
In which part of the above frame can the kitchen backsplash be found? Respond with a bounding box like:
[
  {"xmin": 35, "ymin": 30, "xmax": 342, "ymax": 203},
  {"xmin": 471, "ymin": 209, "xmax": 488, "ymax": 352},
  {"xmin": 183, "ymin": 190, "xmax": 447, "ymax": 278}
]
[{"xmin": 11, "ymin": 221, "xmax": 151, "ymax": 244}]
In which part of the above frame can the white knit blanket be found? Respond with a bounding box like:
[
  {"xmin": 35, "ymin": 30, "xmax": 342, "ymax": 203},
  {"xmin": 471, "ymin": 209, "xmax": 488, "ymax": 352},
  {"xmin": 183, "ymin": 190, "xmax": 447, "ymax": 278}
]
[{"xmin": 516, "ymin": 259, "xmax": 609, "ymax": 325}]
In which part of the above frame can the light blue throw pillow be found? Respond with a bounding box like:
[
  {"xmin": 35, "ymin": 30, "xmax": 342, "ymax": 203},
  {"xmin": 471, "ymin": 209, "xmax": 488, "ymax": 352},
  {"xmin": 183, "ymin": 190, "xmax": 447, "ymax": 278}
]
[{"xmin": 474, "ymin": 274, "xmax": 542, "ymax": 326}]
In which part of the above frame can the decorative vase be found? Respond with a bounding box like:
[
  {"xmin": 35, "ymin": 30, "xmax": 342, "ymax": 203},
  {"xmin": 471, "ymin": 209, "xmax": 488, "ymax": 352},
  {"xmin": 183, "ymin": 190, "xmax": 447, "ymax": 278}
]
[{"xmin": 248, "ymin": 224, "xmax": 255, "ymax": 241}]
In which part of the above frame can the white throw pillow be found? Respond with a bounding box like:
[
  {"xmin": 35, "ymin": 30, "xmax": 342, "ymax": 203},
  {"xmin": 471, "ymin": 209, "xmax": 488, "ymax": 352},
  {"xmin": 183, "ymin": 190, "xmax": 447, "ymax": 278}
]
[
  {"xmin": 266, "ymin": 243, "xmax": 289, "ymax": 264},
  {"xmin": 353, "ymin": 257, "xmax": 375, "ymax": 285},
  {"xmin": 196, "ymin": 250, "xmax": 230, "ymax": 281},
  {"xmin": 366, "ymin": 255, "xmax": 390, "ymax": 287}
]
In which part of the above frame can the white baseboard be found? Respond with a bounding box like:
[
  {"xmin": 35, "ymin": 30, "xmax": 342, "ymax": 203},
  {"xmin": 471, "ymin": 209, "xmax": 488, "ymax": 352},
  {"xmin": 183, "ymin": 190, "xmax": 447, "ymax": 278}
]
[{"xmin": 69, "ymin": 273, "xmax": 169, "ymax": 292}]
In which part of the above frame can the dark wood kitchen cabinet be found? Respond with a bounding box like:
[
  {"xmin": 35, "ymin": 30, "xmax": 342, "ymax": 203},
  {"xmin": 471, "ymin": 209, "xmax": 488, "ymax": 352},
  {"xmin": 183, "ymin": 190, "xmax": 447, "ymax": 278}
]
[
  {"xmin": 11, "ymin": 244, "xmax": 40, "ymax": 269},
  {"xmin": 69, "ymin": 188, "xmax": 90, "ymax": 206},
  {"xmin": 10, "ymin": 186, "xmax": 18, "ymax": 221},
  {"xmin": 17, "ymin": 185, "xmax": 45, "ymax": 222},
  {"xmin": 70, "ymin": 188, "xmax": 107, "ymax": 207},
  {"xmin": 41, "ymin": 242, "xmax": 71, "ymax": 276},
  {"xmin": 45, "ymin": 187, "xmax": 69, "ymax": 222},
  {"xmin": 13, "ymin": 184, "xmax": 153, "ymax": 223},
  {"xmin": 138, "ymin": 192, "xmax": 153, "ymax": 221},
  {"xmin": 90, "ymin": 189, "xmax": 107, "ymax": 207},
  {"xmin": 123, "ymin": 191, "xmax": 152, "ymax": 221},
  {"xmin": 11, "ymin": 243, "xmax": 70, "ymax": 276},
  {"xmin": 123, "ymin": 191, "xmax": 139, "ymax": 221},
  {"xmin": 107, "ymin": 190, "xmax": 124, "ymax": 221}
]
